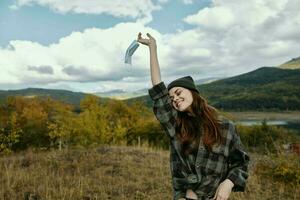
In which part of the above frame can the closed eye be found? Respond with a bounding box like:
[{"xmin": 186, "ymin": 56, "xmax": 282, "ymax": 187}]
[{"xmin": 170, "ymin": 89, "xmax": 181, "ymax": 101}]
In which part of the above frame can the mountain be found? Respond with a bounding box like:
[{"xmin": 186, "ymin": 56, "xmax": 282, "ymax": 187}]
[
  {"xmin": 0, "ymin": 76, "xmax": 224, "ymax": 105},
  {"xmin": 280, "ymin": 57, "xmax": 300, "ymax": 69},
  {"xmin": 126, "ymin": 67, "xmax": 300, "ymax": 111},
  {"xmin": 0, "ymin": 88, "xmax": 89, "ymax": 106},
  {"xmin": 199, "ymin": 67, "xmax": 300, "ymax": 110},
  {"xmin": 1, "ymin": 67, "xmax": 299, "ymax": 111},
  {"xmin": 92, "ymin": 77, "xmax": 223, "ymax": 100},
  {"xmin": 94, "ymin": 88, "xmax": 148, "ymax": 100}
]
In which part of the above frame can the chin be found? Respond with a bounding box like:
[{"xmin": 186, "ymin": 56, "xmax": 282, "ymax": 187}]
[
  {"xmin": 175, "ymin": 101, "xmax": 192, "ymax": 112},
  {"xmin": 181, "ymin": 104, "xmax": 193, "ymax": 112},
  {"xmin": 178, "ymin": 105, "xmax": 189, "ymax": 112}
]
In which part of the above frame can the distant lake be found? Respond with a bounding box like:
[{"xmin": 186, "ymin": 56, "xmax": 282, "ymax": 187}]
[
  {"xmin": 237, "ymin": 120, "xmax": 288, "ymax": 126},
  {"xmin": 236, "ymin": 120, "xmax": 300, "ymax": 135}
]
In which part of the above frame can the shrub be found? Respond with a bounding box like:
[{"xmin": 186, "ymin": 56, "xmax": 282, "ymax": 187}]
[
  {"xmin": 236, "ymin": 121, "xmax": 299, "ymax": 154},
  {"xmin": 255, "ymin": 153, "xmax": 300, "ymax": 185}
]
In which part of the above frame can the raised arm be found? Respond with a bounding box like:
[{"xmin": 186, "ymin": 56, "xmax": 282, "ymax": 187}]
[
  {"xmin": 137, "ymin": 32, "xmax": 161, "ymax": 86},
  {"xmin": 138, "ymin": 32, "xmax": 177, "ymax": 138}
]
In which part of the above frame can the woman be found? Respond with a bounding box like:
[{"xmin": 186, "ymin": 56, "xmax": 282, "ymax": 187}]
[{"xmin": 137, "ymin": 32, "xmax": 249, "ymax": 200}]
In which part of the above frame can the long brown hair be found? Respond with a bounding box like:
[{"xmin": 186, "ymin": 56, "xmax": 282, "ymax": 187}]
[{"xmin": 175, "ymin": 90, "xmax": 222, "ymax": 154}]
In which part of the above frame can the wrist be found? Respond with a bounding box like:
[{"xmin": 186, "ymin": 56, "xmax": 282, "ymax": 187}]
[{"xmin": 148, "ymin": 43, "xmax": 157, "ymax": 50}]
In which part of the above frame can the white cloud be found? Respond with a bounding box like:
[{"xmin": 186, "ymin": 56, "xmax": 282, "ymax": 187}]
[
  {"xmin": 177, "ymin": 0, "xmax": 300, "ymax": 76},
  {"xmin": 184, "ymin": 7, "xmax": 235, "ymax": 29},
  {"xmin": 183, "ymin": 0, "xmax": 285, "ymax": 29},
  {"xmin": 0, "ymin": 22, "xmax": 166, "ymax": 90},
  {"xmin": 13, "ymin": 0, "xmax": 162, "ymax": 24},
  {"xmin": 2, "ymin": 0, "xmax": 300, "ymax": 92}
]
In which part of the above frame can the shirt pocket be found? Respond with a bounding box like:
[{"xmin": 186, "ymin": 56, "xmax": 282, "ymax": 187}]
[
  {"xmin": 211, "ymin": 144, "xmax": 229, "ymax": 158},
  {"xmin": 201, "ymin": 145, "xmax": 229, "ymax": 176}
]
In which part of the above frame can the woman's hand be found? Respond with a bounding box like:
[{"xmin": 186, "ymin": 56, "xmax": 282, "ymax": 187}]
[
  {"xmin": 213, "ymin": 179, "xmax": 234, "ymax": 200},
  {"xmin": 137, "ymin": 32, "xmax": 156, "ymax": 48}
]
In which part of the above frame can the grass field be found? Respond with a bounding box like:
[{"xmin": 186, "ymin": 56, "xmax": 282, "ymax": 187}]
[{"xmin": 0, "ymin": 146, "xmax": 299, "ymax": 200}]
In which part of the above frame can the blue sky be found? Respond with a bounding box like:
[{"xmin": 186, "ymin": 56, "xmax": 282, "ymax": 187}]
[
  {"xmin": 0, "ymin": 0, "xmax": 210, "ymax": 46},
  {"xmin": 0, "ymin": 0, "xmax": 300, "ymax": 93}
]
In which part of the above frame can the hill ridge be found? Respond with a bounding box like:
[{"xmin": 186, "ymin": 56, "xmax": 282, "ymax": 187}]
[
  {"xmin": 280, "ymin": 56, "xmax": 300, "ymax": 69},
  {"xmin": 126, "ymin": 67, "xmax": 300, "ymax": 111}
]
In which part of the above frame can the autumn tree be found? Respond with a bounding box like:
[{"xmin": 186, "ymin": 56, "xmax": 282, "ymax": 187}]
[
  {"xmin": 76, "ymin": 95, "xmax": 108, "ymax": 146},
  {"xmin": 0, "ymin": 111, "xmax": 23, "ymax": 154},
  {"xmin": 47, "ymin": 99, "xmax": 76, "ymax": 150}
]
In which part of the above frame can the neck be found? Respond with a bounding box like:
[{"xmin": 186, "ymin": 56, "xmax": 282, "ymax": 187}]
[{"xmin": 186, "ymin": 107, "xmax": 196, "ymax": 117}]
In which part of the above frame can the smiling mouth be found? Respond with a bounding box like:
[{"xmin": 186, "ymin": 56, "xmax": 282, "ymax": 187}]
[{"xmin": 177, "ymin": 101, "xmax": 183, "ymax": 107}]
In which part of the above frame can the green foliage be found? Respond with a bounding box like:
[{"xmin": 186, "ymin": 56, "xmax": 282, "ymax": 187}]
[
  {"xmin": 237, "ymin": 121, "xmax": 299, "ymax": 154},
  {"xmin": 47, "ymin": 100, "xmax": 76, "ymax": 150},
  {"xmin": 200, "ymin": 67, "xmax": 300, "ymax": 110},
  {"xmin": 1, "ymin": 93, "xmax": 299, "ymax": 154},
  {"xmin": 0, "ymin": 111, "xmax": 22, "ymax": 154},
  {"xmin": 0, "ymin": 94, "xmax": 167, "ymax": 153},
  {"xmin": 0, "ymin": 96, "xmax": 75, "ymax": 152},
  {"xmin": 127, "ymin": 119, "xmax": 169, "ymax": 149},
  {"xmin": 0, "ymin": 88, "xmax": 88, "ymax": 107}
]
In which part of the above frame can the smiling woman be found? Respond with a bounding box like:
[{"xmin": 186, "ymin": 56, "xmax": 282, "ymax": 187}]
[{"xmin": 137, "ymin": 32, "xmax": 249, "ymax": 200}]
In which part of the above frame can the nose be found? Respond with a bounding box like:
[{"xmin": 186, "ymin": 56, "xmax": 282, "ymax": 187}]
[
  {"xmin": 173, "ymin": 95, "xmax": 179, "ymax": 102},
  {"xmin": 173, "ymin": 96, "xmax": 182, "ymax": 106}
]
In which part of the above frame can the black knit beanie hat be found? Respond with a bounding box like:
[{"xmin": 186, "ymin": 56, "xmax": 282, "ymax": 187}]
[{"xmin": 167, "ymin": 76, "xmax": 199, "ymax": 93}]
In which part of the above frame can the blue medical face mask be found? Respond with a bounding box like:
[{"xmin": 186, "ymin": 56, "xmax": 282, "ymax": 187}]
[{"xmin": 124, "ymin": 39, "xmax": 139, "ymax": 65}]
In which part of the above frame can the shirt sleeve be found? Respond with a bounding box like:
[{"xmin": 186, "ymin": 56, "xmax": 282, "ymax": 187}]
[
  {"xmin": 173, "ymin": 188, "xmax": 186, "ymax": 200},
  {"xmin": 148, "ymin": 82, "xmax": 178, "ymax": 138},
  {"xmin": 226, "ymin": 122, "xmax": 250, "ymax": 192}
]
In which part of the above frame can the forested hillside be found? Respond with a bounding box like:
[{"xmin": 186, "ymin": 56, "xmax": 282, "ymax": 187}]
[
  {"xmin": 127, "ymin": 67, "xmax": 300, "ymax": 111},
  {"xmin": 0, "ymin": 88, "xmax": 87, "ymax": 106},
  {"xmin": 0, "ymin": 95, "xmax": 166, "ymax": 153},
  {"xmin": 2, "ymin": 67, "xmax": 299, "ymax": 111}
]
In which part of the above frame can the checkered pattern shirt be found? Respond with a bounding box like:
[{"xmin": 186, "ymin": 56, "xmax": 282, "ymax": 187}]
[{"xmin": 148, "ymin": 82, "xmax": 250, "ymax": 200}]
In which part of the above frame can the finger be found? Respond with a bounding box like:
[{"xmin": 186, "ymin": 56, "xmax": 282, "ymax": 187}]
[
  {"xmin": 137, "ymin": 32, "xmax": 142, "ymax": 41},
  {"xmin": 213, "ymin": 186, "xmax": 220, "ymax": 200},
  {"xmin": 146, "ymin": 33, "xmax": 152, "ymax": 39},
  {"xmin": 213, "ymin": 193, "xmax": 217, "ymax": 200},
  {"xmin": 220, "ymin": 196, "xmax": 226, "ymax": 200},
  {"xmin": 137, "ymin": 38, "xmax": 149, "ymax": 45},
  {"xmin": 137, "ymin": 37, "xmax": 146, "ymax": 44},
  {"xmin": 213, "ymin": 192, "xmax": 217, "ymax": 199},
  {"xmin": 216, "ymin": 195, "xmax": 223, "ymax": 200}
]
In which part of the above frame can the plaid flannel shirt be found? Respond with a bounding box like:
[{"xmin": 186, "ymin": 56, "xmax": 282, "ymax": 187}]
[{"xmin": 148, "ymin": 82, "xmax": 250, "ymax": 200}]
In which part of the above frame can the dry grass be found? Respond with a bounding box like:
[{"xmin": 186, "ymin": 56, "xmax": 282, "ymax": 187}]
[{"xmin": 0, "ymin": 146, "xmax": 299, "ymax": 200}]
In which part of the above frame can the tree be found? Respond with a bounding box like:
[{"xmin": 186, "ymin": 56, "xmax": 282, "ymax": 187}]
[
  {"xmin": 47, "ymin": 99, "xmax": 76, "ymax": 150},
  {"xmin": 0, "ymin": 111, "xmax": 23, "ymax": 153}
]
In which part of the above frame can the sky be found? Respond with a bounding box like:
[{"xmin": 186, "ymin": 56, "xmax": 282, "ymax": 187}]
[{"xmin": 0, "ymin": 0, "xmax": 300, "ymax": 93}]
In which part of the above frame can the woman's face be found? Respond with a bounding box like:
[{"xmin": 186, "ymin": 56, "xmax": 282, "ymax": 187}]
[{"xmin": 169, "ymin": 86, "xmax": 193, "ymax": 112}]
